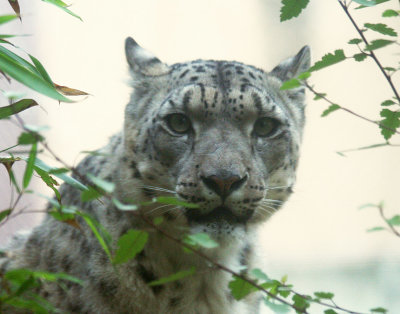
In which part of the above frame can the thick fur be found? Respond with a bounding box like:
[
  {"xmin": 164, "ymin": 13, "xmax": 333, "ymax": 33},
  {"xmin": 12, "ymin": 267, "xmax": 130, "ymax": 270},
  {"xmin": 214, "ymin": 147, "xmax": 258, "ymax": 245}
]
[{"xmin": 0, "ymin": 38, "xmax": 310, "ymax": 313}]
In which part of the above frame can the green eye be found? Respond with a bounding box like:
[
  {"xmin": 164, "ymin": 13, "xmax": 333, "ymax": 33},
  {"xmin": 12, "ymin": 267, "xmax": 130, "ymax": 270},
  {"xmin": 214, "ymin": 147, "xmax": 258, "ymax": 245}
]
[
  {"xmin": 253, "ymin": 117, "xmax": 280, "ymax": 137},
  {"xmin": 166, "ymin": 113, "xmax": 191, "ymax": 134}
]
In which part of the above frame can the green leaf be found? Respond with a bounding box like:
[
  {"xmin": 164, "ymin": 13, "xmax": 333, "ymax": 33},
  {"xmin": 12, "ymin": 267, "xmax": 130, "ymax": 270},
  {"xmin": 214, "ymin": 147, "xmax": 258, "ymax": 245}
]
[
  {"xmin": 314, "ymin": 291, "xmax": 334, "ymax": 299},
  {"xmin": 367, "ymin": 227, "xmax": 385, "ymax": 232},
  {"xmin": 364, "ymin": 23, "xmax": 397, "ymax": 37},
  {"xmin": 87, "ymin": 174, "xmax": 115, "ymax": 193},
  {"xmin": 353, "ymin": 53, "xmax": 368, "ymax": 62},
  {"xmin": 386, "ymin": 215, "xmax": 400, "ymax": 226},
  {"xmin": 353, "ymin": 0, "xmax": 376, "ymax": 6},
  {"xmin": 359, "ymin": 203, "xmax": 378, "ymax": 210},
  {"xmin": 79, "ymin": 212, "xmax": 112, "ymax": 261},
  {"xmin": 34, "ymin": 166, "xmax": 61, "ymax": 202},
  {"xmin": 0, "ymin": 99, "xmax": 38, "ymax": 119},
  {"xmin": 23, "ymin": 142, "xmax": 37, "ymax": 189},
  {"xmin": 280, "ymin": 0, "xmax": 310, "ymax": 22},
  {"xmin": 228, "ymin": 276, "xmax": 258, "ymax": 300},
  {"xmin": 297, "ymin": 71, "xmax": 311, "ymax": 80},
  {"xmin": 148, "ymin": 267, "xmax": 196, "ymax": 286},
  {"xmin": 41, "ymin": 0, "xmax": 82, "ymax": 21},
  {"xmin": 250, "ymin": 268, "xmax": 271, "ymax": 282},
  {"xmin": 112, "ymin": 198, "xmax": 137, "ymax": 211},
  {"xmin": 33, "ymin": 157, "xmax": 87, "ymax": 191},
  {"xmin": 18, "ymin": 131, "xmax": 43, "ymax": 144},
  {"xmin": 0, "ymin": 15, "xmax": 18, "ymax": 25},
  {"xmin": 321, "ymin": 104, "xmax": 340, "ymax": 117},
  {"xmin": 383, "ymin": 67, "xmax": 396, "ymax": 72},
  {"xmin": 348, "ymin": 38, "xmax": 362, "ymax": 44},
  {"xmin": 280, "ymin": 78, "xmax": 301, "ymax": 90},
  {"xmin": 113, "ymin": 229, "xmax": 148, "ymax": 265},
  {"xmin": 81, "ymin": 186, "xmax": 102, "ymax": 202},
  {"xmin": 371, "ymin": 307, "xmax": 388, "ymax": 313},
  {"xmin": 355, "ymin": 0, "xmax": 389, "ymax": 8},
  {"xmin": 382, "ymin": 9, "xmax": 399, "ymax": 17},
  {"xmin": 184, "ymin": 233, "xmax": 219, "ymax": 249},
  {"xmin": 309, "ymin": 50, "xmax": 346, "ymax": 72},
  {"xmin": 313, "ymin": 92, "xmax": 326, "ymax": 100},
  {"xmin": 380, "ymin": 108, "xmax": 400, "ymax": 140},
  {"xmin": 0, "ymin": 46, "xmax": 72, "ymax": 102},
  {"xmin": 325, "ymin": 310, "xmax": 339, "ymax": 314},
  {"xmin": 264, "ymin": 298, "xmax": 291, "ymax": 313},
  {"xmin": 381, "ymin": 100, "xmax": 395, "ymax": 106},
  {"xmin": 365, "ymin": 39, "xmax": 395, "ymax": 51},
  {"xmin": 0, "ymin": 209, "xmax": 11, "ymax": 223},
  {"xmin": 29, "ymin": 54, "xmax": 54, "ymax": 84},
  {"xmin": 151, "ymin": 196, "xmax": 199, "ymax": 208},
  {"xmin": 292, "ymin": 294, "xmax": 311, "ymax": 311}
]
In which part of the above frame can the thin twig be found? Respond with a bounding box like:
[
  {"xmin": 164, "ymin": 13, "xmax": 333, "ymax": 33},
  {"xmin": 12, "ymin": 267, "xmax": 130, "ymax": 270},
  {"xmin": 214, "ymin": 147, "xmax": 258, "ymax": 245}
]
[{"xmin": 378, "ymin": 205, "xmax": 400, "ymax": 238}]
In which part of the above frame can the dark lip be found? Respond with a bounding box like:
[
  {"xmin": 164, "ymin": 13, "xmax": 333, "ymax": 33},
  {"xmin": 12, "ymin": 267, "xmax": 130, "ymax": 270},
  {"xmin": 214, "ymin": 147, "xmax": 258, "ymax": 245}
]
[{"xmin": 185, "ymin": 206, "xmax": 253, "ymax": 224}]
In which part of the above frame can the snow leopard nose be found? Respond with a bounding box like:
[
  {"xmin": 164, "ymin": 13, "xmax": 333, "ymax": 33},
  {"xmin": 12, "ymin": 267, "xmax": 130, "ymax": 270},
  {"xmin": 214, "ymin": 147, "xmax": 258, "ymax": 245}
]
[{"xmin": 201, "ymin": 172, "xmax": 248, "ymax": 199}]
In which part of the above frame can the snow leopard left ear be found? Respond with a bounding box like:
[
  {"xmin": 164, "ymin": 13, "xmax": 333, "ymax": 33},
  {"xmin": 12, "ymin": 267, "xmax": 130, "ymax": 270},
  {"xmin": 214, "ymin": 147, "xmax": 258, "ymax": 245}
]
[
  {"xmin": 270, "ymin": 46, "xmax": 311, "ymax": 82},
  {"xmin": 125, "ymin": 37, "xmax": 170, "ymax": 77}
]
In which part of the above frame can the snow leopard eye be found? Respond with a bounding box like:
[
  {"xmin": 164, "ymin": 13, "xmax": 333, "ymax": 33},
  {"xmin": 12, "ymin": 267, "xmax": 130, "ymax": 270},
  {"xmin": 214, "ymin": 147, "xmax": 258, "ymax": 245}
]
[
  {"xmin": 253, "ymin": 117, "xmax": 280, "ymax": 137},
  {"xmin": 166, "ymin": 113, "xmax": 191, "ymax": 134}
]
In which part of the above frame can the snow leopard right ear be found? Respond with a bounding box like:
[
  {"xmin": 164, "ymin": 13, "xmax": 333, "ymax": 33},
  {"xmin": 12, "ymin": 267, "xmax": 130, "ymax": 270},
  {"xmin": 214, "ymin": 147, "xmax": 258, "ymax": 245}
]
[{"xmin": 125, "ymin": 37, "xmax": 170, "ymax": 77}]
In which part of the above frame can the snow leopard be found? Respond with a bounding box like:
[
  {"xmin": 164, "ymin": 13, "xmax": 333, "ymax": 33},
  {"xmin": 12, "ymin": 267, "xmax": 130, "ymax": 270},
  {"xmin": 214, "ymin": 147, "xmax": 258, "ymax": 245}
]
[{"xmin": 0, "ymin": 37, "xmax": 310, "ymax": 313}]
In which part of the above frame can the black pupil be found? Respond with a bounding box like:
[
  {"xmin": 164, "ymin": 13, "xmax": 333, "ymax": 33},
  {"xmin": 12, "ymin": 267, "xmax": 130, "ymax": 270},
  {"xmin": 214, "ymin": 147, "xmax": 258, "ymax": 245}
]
[{"xmin": 170, "ymin": 114, "xmax": 189, "ymax": 133}]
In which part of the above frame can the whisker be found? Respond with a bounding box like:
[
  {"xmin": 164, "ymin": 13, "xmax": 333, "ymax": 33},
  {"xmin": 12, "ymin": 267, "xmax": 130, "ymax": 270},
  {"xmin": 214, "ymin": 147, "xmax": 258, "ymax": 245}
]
[{"xmin": 264, "ymin": 185, "xmax": 291, "ymax": 191}]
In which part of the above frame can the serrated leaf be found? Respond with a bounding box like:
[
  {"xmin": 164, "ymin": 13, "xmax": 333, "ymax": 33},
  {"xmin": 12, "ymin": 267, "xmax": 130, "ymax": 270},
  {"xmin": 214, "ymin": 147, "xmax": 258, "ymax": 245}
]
[
  {"xmin": 280, "ymin": 0, "xmax": 310, "ymax": 22},
  {"xmin": 148, "ymin": 267, "xmax": 196, "ymax": 286},
  {"xmin": 112, "ymin": 198, "xmax": 137, "ymax": 211},
  {"xmin": 367, "ymin": 227, "xmax": 385, "ymax": 232},
  {"xmin": 314, "ymin": 291, "xmax": 334, "ymax": 299},
  {"xmin": 0, "ymin": 99, "xmax": 38, "ymax": 119},
  {"xmin": 184, "ymin": 233, "xmax": 218, "ymax": 249},
  {"xmin": 321, "ymin": 104, "xmax": 340, "ymax": 117},
  {"xmin": 381, "ymin": 100, "xmax": 395, "ymax": 106},
  {"xmin": 353, "ymin": 53, "xmax": 368, "ymax": 62},
  {"xmin": 348, "ymin": 38, "xmax": 362, "ymax": 44},
  {"xmin": 292, "ymin": 294, "xmax": 311, "ymax": 310},
  {"xmin": 0, "ymin": 15, "xmax": 18, "ymax": 25},
  {"xmin": 386, "ymin": 215, "xmax": 400, "ymax": 226},
  {"xmin": 113, "ymin": 229, "xmax": 148, "ymax": 265},
  {"xmin": 228, "ymin": 276, "xmax": 258, "ymax": 300},
  {"xmin": 371, "ymin": 307, "xmax": 388, "ymax": 313},
  {"xmin": 280, "ymin": 78, "xmax": 301, "ymax": 90},
  {"xmin": 382, "ymin": 9, "xmax": 399, "ymax": 17},
  {"xmin": 41, "ymin": 0, "xmax": 82, "ymax": 21},
  {"xmin": 23, "ymin": 142, "xmax": 37, "ymax": 189},
  {"xmin": 151, "ymin": 196, "xmax": 199, "ymax": 208},
  {"xmin": 380, "ymin": 108, "xmax": 400, "ymax": 140},
  {"xmin": 0, "ymin": 209, "xmax": 11, "ymax": 223},
  {"xmin": 365, "ymin": 39, "xmax": 394, "ymax": 51},
  {"xmin": 364, "ymin": 23, "xmax": 397, "ymax": 37},
  {"xmin": 309, "ymin": 50, "xmax": 346, "ymax": 72}
]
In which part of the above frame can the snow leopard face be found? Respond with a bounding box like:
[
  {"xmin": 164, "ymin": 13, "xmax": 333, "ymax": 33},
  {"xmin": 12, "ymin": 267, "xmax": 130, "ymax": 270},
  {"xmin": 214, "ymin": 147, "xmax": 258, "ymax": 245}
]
[{"xmin": 119, "ymin": 38, "xmax": 310, "ymax": 239}]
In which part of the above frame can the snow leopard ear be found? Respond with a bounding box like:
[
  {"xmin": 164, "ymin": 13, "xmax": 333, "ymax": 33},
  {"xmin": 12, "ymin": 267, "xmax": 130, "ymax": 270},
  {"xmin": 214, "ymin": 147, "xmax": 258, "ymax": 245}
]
[
  {"xmin": 270, "ymin": 46, "xmax": 311, "ymax": 82},
  {"xmin": 125, "ymin": 37, "xmax": 170, "ymax": 77}
]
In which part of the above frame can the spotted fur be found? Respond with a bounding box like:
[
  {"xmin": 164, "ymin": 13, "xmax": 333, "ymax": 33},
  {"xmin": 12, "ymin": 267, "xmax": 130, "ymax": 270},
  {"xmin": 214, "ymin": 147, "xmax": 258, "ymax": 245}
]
[{"xmin": 0, "ymin": 37, "xmax": 310, "ymax": 313}]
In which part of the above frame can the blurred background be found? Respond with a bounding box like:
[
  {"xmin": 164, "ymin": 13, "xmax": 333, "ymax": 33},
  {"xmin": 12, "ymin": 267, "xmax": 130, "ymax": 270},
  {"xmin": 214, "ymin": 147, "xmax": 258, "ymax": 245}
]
[{"xmin": 0, "ymin": 0, "xmax": 399, "ymax": 312}]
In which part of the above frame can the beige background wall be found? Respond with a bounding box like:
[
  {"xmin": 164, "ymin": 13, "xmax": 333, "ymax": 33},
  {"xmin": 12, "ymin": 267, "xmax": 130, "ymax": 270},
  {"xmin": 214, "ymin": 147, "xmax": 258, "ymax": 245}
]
[{"xmin": 0, "ymin": 0, "xmax": 399, "ymax": 312}]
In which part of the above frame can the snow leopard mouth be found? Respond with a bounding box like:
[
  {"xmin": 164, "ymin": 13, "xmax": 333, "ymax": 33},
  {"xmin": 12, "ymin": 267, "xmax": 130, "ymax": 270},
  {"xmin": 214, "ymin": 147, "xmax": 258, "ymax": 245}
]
[{"xmin": 185, "ymin": 206, "xmax": 253, "ymax": 225}]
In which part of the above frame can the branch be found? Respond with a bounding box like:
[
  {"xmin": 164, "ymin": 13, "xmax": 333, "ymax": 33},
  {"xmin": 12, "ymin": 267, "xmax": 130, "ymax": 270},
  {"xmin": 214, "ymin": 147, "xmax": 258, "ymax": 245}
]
[
  {"xmin": 305, "ymin": 82, "xmax": 400, "ymax": 135},
  {"xmin": 338, "ymin": 0, "xmax": 400, "ymax": 104},
  {"xmin": 378, "ymin": 205, "xmax": 400, "ymax": 238}
]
